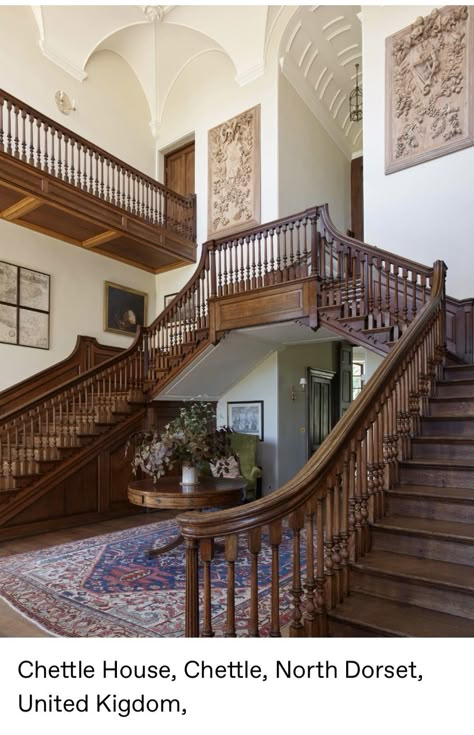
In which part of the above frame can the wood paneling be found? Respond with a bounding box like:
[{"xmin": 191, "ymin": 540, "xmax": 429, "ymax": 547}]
[{"xmin": 211, "ymin": 279, "xmax": 317, "ymax": 335}]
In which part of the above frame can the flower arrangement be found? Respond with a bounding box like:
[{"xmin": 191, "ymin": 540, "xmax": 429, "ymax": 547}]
[{"xmin": 126, "ymin": 402, "xmax": 235, "ymax": 483}]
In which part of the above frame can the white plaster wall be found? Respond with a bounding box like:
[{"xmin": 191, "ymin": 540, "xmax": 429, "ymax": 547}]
[
  {"xmin": 362, "ymin": 5, "xmax": 474, "ymax": 299},
  {"xmin": 216, "ymin": 353, "xmax": 278, "ymax": 496},
  {"xmin": 154, "ymin": 48, "xmax": 280, "ymax": 309},
  {"xmin": 0, "ymin": 6, "xmax": 154, "ymax": 175},
  {"xmin": 0, "ymin": 222, "xmax": 156, "ymax": 391},
  {"xmin": 278, "ymin": 74, "xmax": 351, "ymax": 232}
]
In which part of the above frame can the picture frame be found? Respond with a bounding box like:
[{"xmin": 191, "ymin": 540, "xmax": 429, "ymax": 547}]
[
  {"xmin": 104, "ymin": 281, "xmax": 148, "ymax": 336},
  {"xmin": 0, "ymin": 260, "xmax": 50, "ymax": 349},
  {"xmin": 227, "ymin": 400, "xmax": 264, "ymax": 441}
]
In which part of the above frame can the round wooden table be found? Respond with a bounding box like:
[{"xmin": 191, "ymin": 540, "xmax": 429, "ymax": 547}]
[{"xmin": 128, "ymin": 476, "xmax": 247, "ymax": 557}]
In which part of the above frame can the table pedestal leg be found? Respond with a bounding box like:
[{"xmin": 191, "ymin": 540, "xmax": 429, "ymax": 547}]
[{"xmin": 148, "ymin": 533, "xmax": 184, "ymax": 558}]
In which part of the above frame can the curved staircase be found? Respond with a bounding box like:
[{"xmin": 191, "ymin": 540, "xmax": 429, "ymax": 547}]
[{"xmin": 1, "ymin": 202, "xmax": 474, "ymax": 638}]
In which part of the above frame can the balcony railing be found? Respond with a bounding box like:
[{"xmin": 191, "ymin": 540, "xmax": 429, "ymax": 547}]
[{"xmin": 0, "ymin": 89, "xmax": 196, "ymax": 242}]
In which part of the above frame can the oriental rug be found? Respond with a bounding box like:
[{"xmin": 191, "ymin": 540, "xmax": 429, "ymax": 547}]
[{"xmin": 0, "ymin": 519, "xmax": 296, "ymax": 637}]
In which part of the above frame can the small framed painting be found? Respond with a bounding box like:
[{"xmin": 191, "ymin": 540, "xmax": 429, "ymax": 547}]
[
  {"xmin": 227, "ymin": 400, "xmax": 264, "ymax": 441},
  {"xmin": 104, "ymin": 282, "xmax": 148, "ymax": 336}
]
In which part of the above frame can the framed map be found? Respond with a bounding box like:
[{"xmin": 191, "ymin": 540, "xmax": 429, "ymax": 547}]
[{"xmin": 0, "ymin": 261, "xmax": 50, "ymax": 349}]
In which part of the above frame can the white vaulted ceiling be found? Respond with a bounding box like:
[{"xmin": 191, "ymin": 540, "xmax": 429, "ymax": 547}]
[
  {"xmin": 30, "ymin": 5, "xmax": 362, "ymax": 157},
  {"xmin": 280, "ymin": 5, "xmax": 362, "ymax": 158}
]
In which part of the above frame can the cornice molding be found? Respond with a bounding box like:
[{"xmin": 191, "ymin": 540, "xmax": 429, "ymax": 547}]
[
  {"xmin": 39, "ymin": 41, "xmax": 88, "ymax": 82},
  {"xmin": 235, "ymin": 59, "xmax": 265, "ymax": 87}
]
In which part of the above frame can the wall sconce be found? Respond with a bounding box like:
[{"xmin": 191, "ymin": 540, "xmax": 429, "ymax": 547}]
[
  {"xmin": 55, "ymin": 91, "xmax": 76, "ymax": 116},
  {"xmin": 291, "ymin": 377, "xmax": 307, "ymax": 401}
]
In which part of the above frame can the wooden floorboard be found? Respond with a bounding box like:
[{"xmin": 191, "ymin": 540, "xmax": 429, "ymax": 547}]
[{"xmin": 0, "ymin": 510, "xmax": 177, "ymax": 637}]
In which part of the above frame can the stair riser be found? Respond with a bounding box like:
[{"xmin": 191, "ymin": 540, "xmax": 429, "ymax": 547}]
[
  {"xmin": 351, "ymin": 569, "xmax": 474, "ymax": 620},
  {"xmin": 328, "ymin": 618, "xmax": 386, "ymax": 638},
  {"xmin": 430, "ymin": 400, "xmax": 474, "ymax": 417},
  {"xmin": 420, "ymin": 418, "xmax": 474, "ymax": 436},
  {"xmin": 386, "ymin": 494, "xmax": 474, "ymax": 523},
  {"xmin": 412, "ymin": 442, "xmax": 474, "ymax": 460},
  {"xmin": 445, "ymin": 367, "xmax": 474, "ymax": 380},
  {"xmin": 371, "ymin": 528, "xmax": 474, "ymax": 566},
  {"xmin": 400, "ymin": 464, "xmax": 474, "ymax": 489},
  {"xmin": 437, "ymin": 382, "xmax": 474, "ymax": 397}
]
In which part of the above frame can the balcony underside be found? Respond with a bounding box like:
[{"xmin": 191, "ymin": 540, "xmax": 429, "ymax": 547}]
[{"xmin": 0, "ymin": 154, "xmax": 196, "ymax": 273}]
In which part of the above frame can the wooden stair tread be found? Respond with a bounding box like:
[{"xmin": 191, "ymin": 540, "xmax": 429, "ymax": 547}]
[
  {"xmin": 437, "ymin": 379, "xmax": 474, "ymax": 386},
  {"xmin": 400, "ymin": 458, "xmax": 474, "ymax": 469},
  {"xmin": 375, "ymin": 515, "xmax": 474, "ymax": 541},
  {"xmin": 387, "ymin": 484, "xmax": 474, "ymax": 501},
  {"xmin": 412, "ymin": 436, "xmax": 474, "ymax": 444},
  {"xmin": 329, "ymin": 592, "xmax": 474, "ymax": 637},
  {"xmin": 430, "ymin": 395, "xmax": 474, "ymax": 402},
  {"xmin": 353, "ymin": 550, "xmax": 474, "ymax": 592}
]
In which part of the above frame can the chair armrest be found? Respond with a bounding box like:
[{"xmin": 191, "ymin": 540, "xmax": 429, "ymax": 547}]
[{"xmin": 249, "ymin": 465, "xmax": 263, "ymax": 482}]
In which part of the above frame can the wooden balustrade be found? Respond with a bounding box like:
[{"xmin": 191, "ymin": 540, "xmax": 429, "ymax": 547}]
[
  {"xmin": 0, "ymin": 89, "xmax": 196, "ymax": 242},
  {"xmin": 316, "ymin": 205, "xmax": 433, "ymax": 335},
  {"xmin": 177, "ymin": 259, "xmax": 447, "ymax": 637}
]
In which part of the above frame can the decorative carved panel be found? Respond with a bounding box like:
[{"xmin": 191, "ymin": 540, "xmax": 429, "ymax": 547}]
[
  {"xmin": 386, "ymin": 6, "xmax": 474, "ymax": 173},
  {"xmin": 208, "ymin": 105, "xmax": 261, "ymax": 238}
]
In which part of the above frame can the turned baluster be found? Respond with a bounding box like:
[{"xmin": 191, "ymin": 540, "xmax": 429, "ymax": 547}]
[
  {"xmin": 35, "ymin": 116, "xmax": 41, "ymax": 168},
  {"xmin": 185, "ymin": 537, "xmax": 199, "ymax": 637},
  {"xmin": 366, "ymin": 418, "xmax": 376, "ymax": 523},
  {"xmin": 348, "ymin": 440, "xmax": 357, "ymax": 561},
  {"xmin": 303, "ymin": 500, "xmax": 317, "ymax": 636},
  {"xmin": 20, "ymin": 108, "xmax": 27, "ymax": 162},
  {"xmin": 310, "ymin": 215, "xmax": 319, "ymax": 279},
  {"xmin": 5, "ymin": 99, "xmax": 13, "ymax": 156},
  {"xmin": 376, "ymin": 257, "xmax": 383, "ymax": 324},
  {"xmin": 0, "ymin": 95, "xmax": 4, "ymax": 152},
  {"xmin": 248, "ymin": 528, "xmax": 262, "ymax": 637},
  {"xmin": 12, "ymin": 103, "xmax": 19, "ymax": 158},
  {"xmin": 315, "ymin": 496, "xmax": 328, "ymax": 636},
  {"xmin": 200, "ymin": 538, "xmax": 215, "ymax": 638},
  {"xmin": 354, "ymin": 432, "xmax": 364, "ymax": 559},
  {"xmin": 384, "ymin": 260, "xmax": 391, "ymax": 326},
  {"xmin": 269, "ymin": 519, "xmax": 283, "ymax": 637},
  {"xmin": 82, "ymin": 144, "xmax": 88, "ymax": 191},
  {"xmin": 340, "ymin": 451, "xmax": 350, "ymax": 595},
  {"xmin": 324, "ymin": 479, "xmax": 336, "ymax": 607},
  {"xmin": 70, "ymin": 139, "xmax": 77, "ymax": 187},
  {"xmin": 288, "ymin": 509, "xmax": 304, "ymax": 637},
  {"xmin": 225, "ymin": 534, "xmax": 238, "ymax": 637}
]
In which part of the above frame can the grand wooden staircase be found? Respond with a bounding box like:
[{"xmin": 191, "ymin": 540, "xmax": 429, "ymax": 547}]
[
  {"xmin": 328, "ymin": 360, "xmax": 474, "ymax": 636},
  {"xmin": 1, "ymin": 192, "xmax": 474, "ymax": 635}
]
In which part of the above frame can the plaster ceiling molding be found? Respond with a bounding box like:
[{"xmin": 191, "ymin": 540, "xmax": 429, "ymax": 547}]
[
  {"xmin": 95, "ymin": 20, "xmax": 225, "ymax": 134},
  {"xmin": 165, "ymin": 5, "xmax": 268, "ymax": 85},
  {"xmin": 35, "ymin": 5, "xmax": 148, "ymax": 81},
  {"xmin": 280, "ymin": 5, "xmax": 363, "ymax": 159}
]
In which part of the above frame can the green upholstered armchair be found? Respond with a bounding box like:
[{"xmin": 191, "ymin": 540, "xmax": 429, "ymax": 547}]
[{"xmin": 230, "ymin": 432, "xmax": 262, "ymax": 501}]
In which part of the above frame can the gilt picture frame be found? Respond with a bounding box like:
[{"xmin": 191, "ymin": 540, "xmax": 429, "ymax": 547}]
[{"xmin": 104, "ymin": 281, "xmax": 148, "ymax": 336}]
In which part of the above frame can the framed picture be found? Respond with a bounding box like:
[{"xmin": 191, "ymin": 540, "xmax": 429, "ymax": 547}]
[
  {"xmin": 104, "ymin": 281, "xmax": 148, "ymax": 336},
  {"xmin": 0, "ymin": 261, "xmax": 50, "ymax": 349},
  {"xmin": 227, "ymin": 400, "xmax": 264, "ymax": 441}
]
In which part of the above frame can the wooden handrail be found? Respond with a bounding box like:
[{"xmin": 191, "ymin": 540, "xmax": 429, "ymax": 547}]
[
  {"xmin": 0, "ymin": 336, "xmax": 122, "ymax": 416},
  {"xmin": 177, "ymin": 259, "xmax": 447, "ymax": 636},
  {"xmin": 0, "ymin": 88, "xmax": 196, "ymax": 242}
]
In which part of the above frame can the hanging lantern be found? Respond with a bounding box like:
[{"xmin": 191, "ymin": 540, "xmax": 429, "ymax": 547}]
[{"xmin": 349, "ymin": 63, "xmax": 362, "ymax": 122}]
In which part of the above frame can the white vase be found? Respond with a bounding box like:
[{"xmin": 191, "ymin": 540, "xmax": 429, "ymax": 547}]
[{"xmin": 181, "ymin": 463, "xmax": 199, "ymax": 486}]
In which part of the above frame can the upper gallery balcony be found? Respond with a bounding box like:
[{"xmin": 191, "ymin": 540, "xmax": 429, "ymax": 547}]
[{"xmin": 0, "ymin": 89, "xmax": 196, "ymax": 273}]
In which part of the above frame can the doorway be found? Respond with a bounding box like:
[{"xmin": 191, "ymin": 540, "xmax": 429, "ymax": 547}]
[
  {"xmin": 165, "ymin": 141, "xmax": 195, "ymax": 197},
  {"xmin": 307, "ymin": 368, "xmax": 335, "ymax": 456}
]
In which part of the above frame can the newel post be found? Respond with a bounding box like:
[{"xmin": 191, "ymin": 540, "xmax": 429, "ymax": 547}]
[
  {"xmin": 310, "ymin": 210, "xmax": 320, "ymax": 279},
  {"xmin": 185, "ymin": 537, "xmax": 200, "ymax": 637}
]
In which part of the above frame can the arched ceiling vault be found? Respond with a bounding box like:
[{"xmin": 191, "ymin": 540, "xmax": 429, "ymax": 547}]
[{"xmin": 30, "ymin": 5, "xmax": 362, "ymax": 156}]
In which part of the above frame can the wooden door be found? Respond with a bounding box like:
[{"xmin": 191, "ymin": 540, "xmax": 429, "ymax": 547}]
[
  {"xmin": 307, "ymin": 368, "xmax": 335, "ymax": 455},
  {"xmin": 165, "ymin": 142, "xmax": 195, "ymax": 197},
  {"xmin": 351, "ymin": 156, "xmax": 363, "ymax": 241},
  {"xmin": 165, "ymin": 142, "xmax": 195, "ymax": 233}
]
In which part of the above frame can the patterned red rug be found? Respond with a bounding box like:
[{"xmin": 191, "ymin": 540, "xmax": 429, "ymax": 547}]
[{"xmin": 0, "ymin": 519, "xmax": 295, "ymax": 637}]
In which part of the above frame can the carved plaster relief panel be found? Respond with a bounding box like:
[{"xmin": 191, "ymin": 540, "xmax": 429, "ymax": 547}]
[
  {"xmin": 386, "ymin": 6, "xmax": 474, "ymax": 174},
  {"xmin": 208, "ymin": 105, "xmax": 261, "ymax": 238}
]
